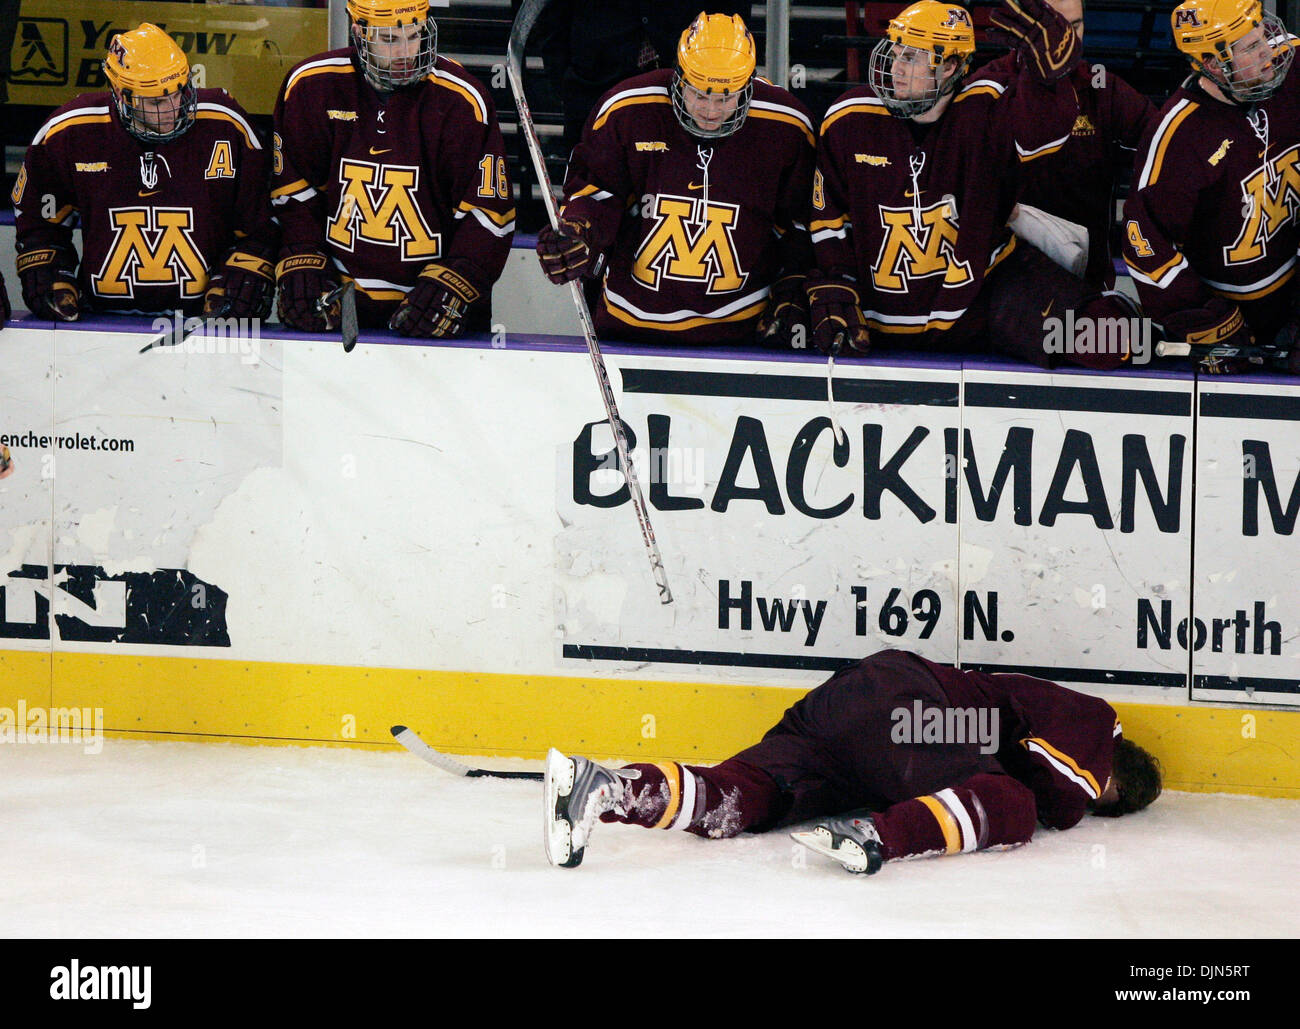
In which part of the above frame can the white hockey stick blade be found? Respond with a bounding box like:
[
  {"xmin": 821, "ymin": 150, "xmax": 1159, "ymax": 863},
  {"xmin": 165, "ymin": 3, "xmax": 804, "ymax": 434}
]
[{"xmin": 390, "ymin": 725, "xmax": 544, "ymax": 780}]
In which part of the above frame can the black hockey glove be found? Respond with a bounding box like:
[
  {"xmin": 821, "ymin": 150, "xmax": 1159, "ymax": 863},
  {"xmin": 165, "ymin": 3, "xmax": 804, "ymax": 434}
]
[
  {"xmin": 16, "ymin": 245, "xmax": 81, "ymax": 321},
  {"xmin": 756, "ymin": 274, "xmax": 811, "ymax": 349},
  {"xmin": 389, "ymin": 263, "xmax": 482, "ymax": 338},
  {"xmin": 808, "ymin": 273, "xmax": 872, "ymax": 355},
  {"xmin": 0, "ymin": 271, "xmax": 10, "ymax": 328},
  {"xmin": 536, "ymin": 217, "xmax": 596, "ymax": 285},
  {"xmin": 276, "ymin": 250, "xmax": 340, "ymax": 333},
  {"xmin": 1166, "ymin": 301, "xmax": 1257, "ymax": 375},
  {"xmin": 205, "ymin": 250, "xmax": 275, "ymax": 320},
  {"xmin": 989, "ymin": 0, "xmax": 1079, "ymax": 82}
]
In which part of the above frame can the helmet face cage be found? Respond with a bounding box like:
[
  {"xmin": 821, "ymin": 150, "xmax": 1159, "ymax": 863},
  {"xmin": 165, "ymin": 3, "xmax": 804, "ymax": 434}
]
[
  {"xmin": 868, "ymin": 38, "xmax": 967, "ymax": 118},
  {"xmin": 114, "ymin": 83, "xmax": 197, "ymax": 144},
  {"xmin": 1199, "ymin": 13, "xmax": 1293, "ymax": 102},
  {"xmin": 352, "ymin": 14, "xmax": 436, "ymax": 92},
  {"xmin": 671, "ymin": 71, "xmax": 754, "ymax": 139}
]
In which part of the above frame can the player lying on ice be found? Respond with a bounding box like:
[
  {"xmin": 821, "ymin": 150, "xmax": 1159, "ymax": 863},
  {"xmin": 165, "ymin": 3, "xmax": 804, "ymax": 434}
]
[{"xmin": 543, "ymin": 649, "xmax": 1161, "ymax": 874}]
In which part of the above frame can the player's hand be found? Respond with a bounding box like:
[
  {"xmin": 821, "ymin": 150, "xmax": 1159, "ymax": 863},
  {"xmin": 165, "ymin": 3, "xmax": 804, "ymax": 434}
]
[
  {"xmin": 989, "ymin": 0, "xmax": 1079, "ymax": 82},
  {"xmin": 16, "ymin": 247, "xmax": 81, "ymax": 321},
  {"xmin": 205, "ymin": 251, "xmax": 275, "ymax": 319},
  {"xmin": 756, "ymin": 274, "xmax": 811, "ymax": 349},
  {"xmin": 1166, "ymin": 301, "xmax": 1256, "ymax": 375},
  {"xmin": 389, "ymin": 263, "xmax": 481, "ymax": 338},
  {"xmin": 0, "ymin": 271, "xmax": 10, "ymax": 328},
  {"xmin": 808, "ymin": 273, "xmax": 872, "ymax": 355},
  {"xmin": 275, "ymin": 250, "xmax": 339, "ymax": 333},
  {"xmin": 536, "ymin": 217, "xmax": 595, "ymax": 285}
]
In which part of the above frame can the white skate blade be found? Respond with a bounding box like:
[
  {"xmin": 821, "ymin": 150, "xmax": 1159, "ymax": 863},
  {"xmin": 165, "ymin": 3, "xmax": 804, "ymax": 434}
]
[
  {"xmin": 543, "ymin": 748, "xmax": 578, "ymax": 868},
  {"xmin": 790, "ymin": 828, "xmax": 873, "ymax": 874}
]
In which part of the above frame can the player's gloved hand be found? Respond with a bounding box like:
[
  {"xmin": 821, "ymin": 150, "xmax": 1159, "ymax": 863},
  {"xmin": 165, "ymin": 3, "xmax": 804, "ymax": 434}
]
[
  {"xmin": 389, "ymin": 263, "xmax": 482, "ymax": 338},
  {"xmin": 16, "ymin": 246, "xmax": 81, "ymax": 321},
  {"xmin": 756, "ymin": 274, "xmax": 811, "ymax": 349},
  {"xmin": 536, "ymin": 217, "xmax": 596, "ymax": 285},
  {"xmin": 1167, "ymin": 301, "xmax": 1256, "ymax": 375},
  {"xmin": 989, "ymin": 0, "xmax": 1079, "ymax": 82},
  {"xmin": 808, "ymin": 273, "xmax": 872, "ymax": 355},
  {"xmin": 205, "ymin": 251, "xmax": 275, "ymax": 319},
  {"xmin": 275, "ymin": 250, "xmax": 340, "ymax": 332},
  {"xmin": 0, "ymin": 271, "xmax": 10, "ymax": 328}
]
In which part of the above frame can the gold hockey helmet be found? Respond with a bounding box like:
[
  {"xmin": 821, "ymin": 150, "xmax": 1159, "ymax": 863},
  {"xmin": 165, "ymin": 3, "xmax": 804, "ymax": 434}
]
[
  {"xmin": 1172, "ymin": 0, "xmax": 1293, "ymax": 102},
  {"xmin": 102, "ymin": 23, "xmax": 196, "ymax": 144},
  {"xmin": 672, "ymin": 12, "xmax": 757, "ymax": 139},
  {"xmin": 869, "ymin": 2, "xmax": 976, "ymax": 118},
  {"xmin": 347, "ymin": 0, "xmax": 437, "ymax": 92}
]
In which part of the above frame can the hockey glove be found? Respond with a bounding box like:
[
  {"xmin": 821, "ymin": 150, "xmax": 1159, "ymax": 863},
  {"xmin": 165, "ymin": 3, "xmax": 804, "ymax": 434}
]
[
  {"xmin": 536, "ymin": 217, "xmax": 596, "ymax": 285},
  {"xmin": 16, "ymin": 246, "xmax": 81, "ymax": 321},
  {"xmin": 205, "ymin": 250, "xmax": 275, "ymax": 320},
  {"xmin": 756, "ymin": 274, "xmax": 811, "ymax": 349},
  {"xmin": 276, "ymin": 250, "xmax": 340, "ymax": 333},
  {"xmin": 1166, "ymin": 301, "xmax": 1256, "ymax": 375},
  {"xmin": 808, "ymin": 274, "xmax": 872, "ymax": 355},
  {"xmin": 389, "ymin": 263, "xmax": 482, "ymax": 338},
  {"xmin": 0, "ymin": 271, "xmax": 10, "ymax": 328},
  {"xmin": 989, "ymin": 0, "xmax": 1079, "ymax": 82}
]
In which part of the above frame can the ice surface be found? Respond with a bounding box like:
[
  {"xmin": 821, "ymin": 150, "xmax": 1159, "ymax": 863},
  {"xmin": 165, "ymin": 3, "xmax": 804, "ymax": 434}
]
[{"xmin": 3, "ymin": 738, "xmax": 1296, "ymax": 938}]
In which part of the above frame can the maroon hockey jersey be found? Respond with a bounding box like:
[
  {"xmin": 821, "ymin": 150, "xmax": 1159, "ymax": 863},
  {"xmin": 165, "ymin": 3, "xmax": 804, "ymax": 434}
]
[
  {"xmin": 981, "ymin": 53, "xmax": 1155, "ymax": 290},
  {"xmin": 558, "ymin": 69, "xmax": 816, "ymax": 344},
  {"xmin": 12, "ymin": 89, "xmax": 275, "ymax": 315},
  {"xmin": 812, "ymin": 71, "xmax": 1080, "ymax": 340},
  {"xmin": 916, "ymin": 655, "xmax": 1121, "ymax": 830},
  {"xmin": 1122, "ymin": 61, "xmax": 1300, "ymax": 343},
  {"xmin": 272, "ymin": 50, "xmax": 514, "ymax": 328}
]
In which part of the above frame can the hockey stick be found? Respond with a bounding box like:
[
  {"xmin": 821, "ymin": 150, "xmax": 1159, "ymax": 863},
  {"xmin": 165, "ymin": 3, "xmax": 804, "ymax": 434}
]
[
  {"xmin": 1155, "ymin": 339, "xmax": 1291, "ymax": 370},
  {"xmin": 390, "ymin": 724, "xmax": 543, "ymax": 780},
  {"xmin": 317, "ymin": 280, "xmax": 359, "ymax": 352},
  {"xmin": 139, "ymin": 309, "xmax": 214, "ymax": 354},
  {"xmin": 507, "ymin": 0, "xmax": 673, "ymax": 605}
]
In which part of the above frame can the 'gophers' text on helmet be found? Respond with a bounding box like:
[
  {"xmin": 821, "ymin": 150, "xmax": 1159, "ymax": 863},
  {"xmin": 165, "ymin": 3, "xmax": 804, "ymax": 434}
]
[
  {"xmin": 102, "ymin": 23, "xmax": 196, "ymax": 144},
  {"xmin": 869, "ymin": 1, "xmax": 976, "ymax": 118},
  {"xmin": 347, "ymin": 0, "xmax": 437, "ymax": 93},
  {"xmin": 1172, "ymin": 0, "xmax": 1293, "ymax": 103},
  {"xmin": 671, "ymin": 12, "xmax": 757, "ymax": 139}
]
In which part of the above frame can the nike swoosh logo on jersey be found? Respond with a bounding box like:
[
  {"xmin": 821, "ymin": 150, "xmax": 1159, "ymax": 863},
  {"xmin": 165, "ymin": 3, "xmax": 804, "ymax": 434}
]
[
  {"xmin": 687, "ymin": 182, "xmax": 706, "ymax": 190},
  {"xmin": 1042, "ymin": 299, "xmax": 1054, "ymax": 318},
  {"xmin": 138, "ymin": 190, "xmax": 161, "ymax": 198},
  {"xmin": 369, "ymin": 147, "xmax": 393, "ymax": 155},
  {"xmin": 904, "ymin": 190, "xmax": 915, "ymax": 198}
]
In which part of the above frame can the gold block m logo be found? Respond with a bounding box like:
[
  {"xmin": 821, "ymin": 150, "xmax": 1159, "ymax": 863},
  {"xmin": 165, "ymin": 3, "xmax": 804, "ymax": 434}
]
[
  {"xmin": 92, "ymin": 207, "xmax": 208, "ymax": 299},
  {"xmin": 327, "ymin": 159, "xmax": 441, "ymax": 261},
  {"xmin": 632, "ymin": 194, "xmax": 747, "ymax": 294},
  {"xmin": 1226, "ymin": 145, "xmax": 1300, "ymax": 265},
  {"xmin": 873, "ymin": 201, "xmax": 972, "ymax": 292}
]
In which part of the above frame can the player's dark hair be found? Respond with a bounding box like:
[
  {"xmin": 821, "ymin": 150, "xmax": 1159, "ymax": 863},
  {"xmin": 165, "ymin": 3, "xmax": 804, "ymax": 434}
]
[{"xmin": 1096, "ymin": 738, "xmax": 1162, "ymax": 816}]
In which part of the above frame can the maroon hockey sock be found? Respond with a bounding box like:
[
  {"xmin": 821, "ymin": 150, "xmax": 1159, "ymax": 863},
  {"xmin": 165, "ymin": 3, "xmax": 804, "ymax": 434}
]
[
  {"xmin": 871, "ymin": 773, "xmax": 1038, "ymax": 862},
  {"xmin": 602, "ymin": 758, "xmax": 785, "ymax": 839}
]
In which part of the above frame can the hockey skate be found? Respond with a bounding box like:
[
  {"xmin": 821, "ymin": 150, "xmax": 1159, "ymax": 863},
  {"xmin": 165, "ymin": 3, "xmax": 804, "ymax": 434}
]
[
  {"xmin": 543, "ymin": 748, "xmax": 638, "ymax": 868},
  {"xmin": 791, "ymin": 811, "xmax": 884, "ymax": 875}
]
